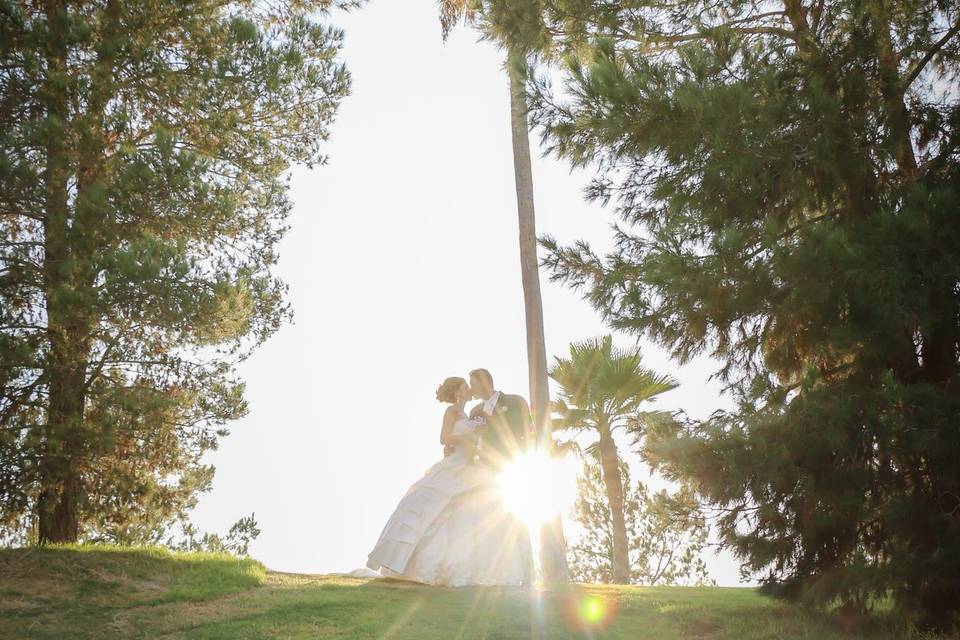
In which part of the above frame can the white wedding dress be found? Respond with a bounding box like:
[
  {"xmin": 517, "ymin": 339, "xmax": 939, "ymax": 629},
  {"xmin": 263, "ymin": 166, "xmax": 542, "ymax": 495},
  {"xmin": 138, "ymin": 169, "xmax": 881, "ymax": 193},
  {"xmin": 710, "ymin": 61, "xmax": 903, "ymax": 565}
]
[{"xmin": 365, "ymin": 412, "xmax": 529, "ymax": 586}]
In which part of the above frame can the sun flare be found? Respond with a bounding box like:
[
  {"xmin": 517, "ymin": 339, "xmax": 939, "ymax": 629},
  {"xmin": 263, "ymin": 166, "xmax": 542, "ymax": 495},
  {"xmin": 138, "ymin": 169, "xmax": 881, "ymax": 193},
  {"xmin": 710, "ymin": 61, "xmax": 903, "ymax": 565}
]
[{"xmin": 497, "ymin": 448, "xmax": 579, "ymax": 529}]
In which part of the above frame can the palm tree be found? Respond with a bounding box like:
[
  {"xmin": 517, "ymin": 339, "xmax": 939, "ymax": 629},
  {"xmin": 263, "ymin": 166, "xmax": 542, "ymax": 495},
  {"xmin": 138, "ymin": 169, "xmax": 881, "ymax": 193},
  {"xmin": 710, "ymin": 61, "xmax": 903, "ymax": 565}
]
[
  {"xmin": 438, "ymin": 0, "xmax": 566, "ymax": 581},
  {"xmin": 550, "ymin": 336, "xmax": 678, "ymax": 584}
]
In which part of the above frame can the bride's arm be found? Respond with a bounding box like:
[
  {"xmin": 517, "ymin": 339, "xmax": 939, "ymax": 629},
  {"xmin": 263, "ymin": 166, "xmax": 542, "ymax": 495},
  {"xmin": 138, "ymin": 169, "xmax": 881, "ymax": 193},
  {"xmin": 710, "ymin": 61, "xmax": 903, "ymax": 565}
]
[
  {"xmin": 452, "ymin": 416, "xmax": 485, "ymax": 435},
  {"xmin": 440, "ymin": 408, "xmax": 482, "ymax": 447}
]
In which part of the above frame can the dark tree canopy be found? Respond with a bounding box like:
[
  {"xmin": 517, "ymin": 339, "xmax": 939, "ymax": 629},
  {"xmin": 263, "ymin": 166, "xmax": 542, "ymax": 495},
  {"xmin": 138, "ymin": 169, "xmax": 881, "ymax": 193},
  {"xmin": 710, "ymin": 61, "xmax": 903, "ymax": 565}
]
[
  {"xmin": 530, "ymin": 0, "xmax": 960, "ymax": 629},
  {"xmin": 0, "ymin": 0, "xmax": 351, "ymax": 543}
]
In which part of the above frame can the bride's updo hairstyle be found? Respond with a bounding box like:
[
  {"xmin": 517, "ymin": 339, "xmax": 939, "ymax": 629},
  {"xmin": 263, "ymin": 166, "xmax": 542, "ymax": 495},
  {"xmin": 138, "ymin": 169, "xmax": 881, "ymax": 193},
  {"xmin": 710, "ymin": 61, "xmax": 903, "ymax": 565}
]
[{"xmin": 436, "ymin": 376, "xmax": 467, "ymax": 403}]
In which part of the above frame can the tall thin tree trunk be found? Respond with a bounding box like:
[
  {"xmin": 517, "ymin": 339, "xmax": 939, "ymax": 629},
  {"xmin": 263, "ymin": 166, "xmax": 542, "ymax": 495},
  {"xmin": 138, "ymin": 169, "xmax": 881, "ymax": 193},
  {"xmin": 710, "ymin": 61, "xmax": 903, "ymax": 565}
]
[
  {"xmin": 598, "ymin": 428, "xmax": 630, "ymax": 583},
  {"xmin": 37, "ymin": 0, "xmax": 87, "ymax": 544},
  {"xmin": 507, "ymin": 48, "xmax": 568, "ymax": 582},
  {"xmin": 508, "ymin": 51, "xmax": 549, "ymax": 434}
]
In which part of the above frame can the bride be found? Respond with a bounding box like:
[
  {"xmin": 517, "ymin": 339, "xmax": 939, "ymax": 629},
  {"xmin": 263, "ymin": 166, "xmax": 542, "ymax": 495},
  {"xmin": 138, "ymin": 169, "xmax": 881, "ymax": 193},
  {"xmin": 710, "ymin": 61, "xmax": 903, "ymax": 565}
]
[{"xmin": 365, "ymin": 376, "xmax": 530, "ymax": 587}]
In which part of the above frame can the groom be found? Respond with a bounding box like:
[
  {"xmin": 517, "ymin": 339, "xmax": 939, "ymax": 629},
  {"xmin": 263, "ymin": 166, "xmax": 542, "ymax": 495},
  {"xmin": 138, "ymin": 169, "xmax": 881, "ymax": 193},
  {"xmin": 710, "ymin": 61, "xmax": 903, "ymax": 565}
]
[
  {"xmin": 465, "ymin": 368, "xmax": 533, "ymax": 470},
  {"xmin": 466, "ymin": 368, "xmax": 535, "ymax": 587}
]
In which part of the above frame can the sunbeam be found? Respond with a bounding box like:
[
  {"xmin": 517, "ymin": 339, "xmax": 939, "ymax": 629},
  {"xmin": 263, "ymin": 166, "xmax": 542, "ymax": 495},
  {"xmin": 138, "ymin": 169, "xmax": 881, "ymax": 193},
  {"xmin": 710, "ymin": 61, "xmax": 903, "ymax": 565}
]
[{"xmin": 497, "ymin": 449, "xmax": 579, "ymax": 532}]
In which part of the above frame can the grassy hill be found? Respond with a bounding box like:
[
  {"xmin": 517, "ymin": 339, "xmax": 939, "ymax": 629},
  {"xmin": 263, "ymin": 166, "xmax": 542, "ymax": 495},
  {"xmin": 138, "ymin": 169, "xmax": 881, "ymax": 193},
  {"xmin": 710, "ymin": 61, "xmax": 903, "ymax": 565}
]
[{"xmin": 0, "ymin": 545, "xmax": 923, "ymax": 639}]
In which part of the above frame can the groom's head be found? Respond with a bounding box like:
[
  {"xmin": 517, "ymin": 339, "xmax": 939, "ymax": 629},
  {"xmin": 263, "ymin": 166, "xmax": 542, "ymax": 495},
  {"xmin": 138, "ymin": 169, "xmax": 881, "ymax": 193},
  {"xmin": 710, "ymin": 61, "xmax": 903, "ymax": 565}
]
[{"xmin": 469, "ymin": 368, "xmax": 494, "ymax": 400}]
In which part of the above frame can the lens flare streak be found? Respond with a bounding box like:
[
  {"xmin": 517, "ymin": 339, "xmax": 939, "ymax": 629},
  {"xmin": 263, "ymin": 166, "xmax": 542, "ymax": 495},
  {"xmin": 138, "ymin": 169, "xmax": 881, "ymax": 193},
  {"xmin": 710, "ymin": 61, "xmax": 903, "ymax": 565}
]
[{"xmin": 497, "ymin": 449, "xmax": 579, "ymax": 530}]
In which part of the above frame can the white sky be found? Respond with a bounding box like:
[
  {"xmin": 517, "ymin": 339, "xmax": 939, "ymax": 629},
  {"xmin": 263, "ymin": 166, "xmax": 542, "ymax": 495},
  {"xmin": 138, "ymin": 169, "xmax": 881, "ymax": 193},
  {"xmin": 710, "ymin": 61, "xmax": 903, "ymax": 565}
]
[{"xmin": 191, "ymin": 0, "xmax": 746, "ymax": 586}]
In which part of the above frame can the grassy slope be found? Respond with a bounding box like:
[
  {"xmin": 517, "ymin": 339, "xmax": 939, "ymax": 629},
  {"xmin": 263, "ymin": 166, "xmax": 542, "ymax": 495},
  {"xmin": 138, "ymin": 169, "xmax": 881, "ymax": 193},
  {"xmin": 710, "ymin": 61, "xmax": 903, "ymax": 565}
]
[{"xmin": 0, "ymin": 546, "xmax": 915, "ymax": 639}]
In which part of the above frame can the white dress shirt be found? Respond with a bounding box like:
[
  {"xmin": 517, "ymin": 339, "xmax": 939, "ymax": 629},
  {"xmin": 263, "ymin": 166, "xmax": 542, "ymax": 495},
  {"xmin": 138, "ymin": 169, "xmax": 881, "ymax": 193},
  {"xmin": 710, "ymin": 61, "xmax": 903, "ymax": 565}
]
[{"xmin": 481, "ymin": 391, "xmax": 502, "ymax": 417}]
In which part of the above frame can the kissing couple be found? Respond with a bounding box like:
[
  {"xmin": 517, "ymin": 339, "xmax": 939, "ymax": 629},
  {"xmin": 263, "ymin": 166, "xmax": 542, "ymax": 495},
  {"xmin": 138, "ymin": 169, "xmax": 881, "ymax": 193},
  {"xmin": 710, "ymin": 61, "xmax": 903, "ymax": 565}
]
[{"xmin": 365, "ymin": 368, "xmax": 535, "ymax": 587}]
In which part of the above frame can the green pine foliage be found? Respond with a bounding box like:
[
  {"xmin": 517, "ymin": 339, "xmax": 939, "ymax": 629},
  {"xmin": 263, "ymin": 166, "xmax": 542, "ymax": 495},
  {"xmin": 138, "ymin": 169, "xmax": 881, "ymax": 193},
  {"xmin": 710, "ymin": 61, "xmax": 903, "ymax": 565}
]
[
  {"xmin": 528, "ymin": 0, "xmax": 960, "ymax": 631},
  {"xmin": 0, "ymin": 1, "xmax": 351, "ymax": 543}
]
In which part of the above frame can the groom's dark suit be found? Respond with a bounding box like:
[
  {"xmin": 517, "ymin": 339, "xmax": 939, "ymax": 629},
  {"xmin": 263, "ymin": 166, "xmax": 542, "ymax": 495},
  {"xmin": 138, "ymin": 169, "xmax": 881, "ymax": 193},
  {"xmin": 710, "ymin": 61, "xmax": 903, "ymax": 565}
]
[
  {"xmin": 469, "ymin": 393, "xmax": 532, "ymax": 470},
  {"xmin": 471, "ymin": 391, "xmax": 535, "ymax": 586}
]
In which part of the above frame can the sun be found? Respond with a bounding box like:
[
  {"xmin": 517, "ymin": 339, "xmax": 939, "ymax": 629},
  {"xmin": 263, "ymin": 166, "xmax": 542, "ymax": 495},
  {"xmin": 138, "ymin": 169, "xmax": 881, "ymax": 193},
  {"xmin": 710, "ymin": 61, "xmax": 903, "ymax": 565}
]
[{"xmin": 497, "ymin": 448, "xmax": 579, "ymax": 530}]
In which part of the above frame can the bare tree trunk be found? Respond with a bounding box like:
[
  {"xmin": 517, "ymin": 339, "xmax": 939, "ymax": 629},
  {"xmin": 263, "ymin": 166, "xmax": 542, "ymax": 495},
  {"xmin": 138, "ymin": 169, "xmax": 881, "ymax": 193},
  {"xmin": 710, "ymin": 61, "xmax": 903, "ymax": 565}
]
[
  {"xmin": 508, "ymin": 48, "xmax": 568, "ymax": 583},
  {"xmin": 508, "ymin": 51, "xmax": 549, "ymax": 434},
  {"xmin": 598, "ymin": 428, "xmax": 630, "ymax": 583},
  {"xmin": 37, "ymin": 0, "xmax": 88, "ymax": 544}
]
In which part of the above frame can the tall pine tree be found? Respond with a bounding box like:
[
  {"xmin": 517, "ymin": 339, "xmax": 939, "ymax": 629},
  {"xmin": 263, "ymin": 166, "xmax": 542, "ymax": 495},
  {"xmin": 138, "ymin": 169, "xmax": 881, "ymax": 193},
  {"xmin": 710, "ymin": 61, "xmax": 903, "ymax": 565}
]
[
  {"xmin": 530, "ymin": 0, "xmax": 960, "ymax": 630},
  {"xmin": 1, "ymin": 0, "xmax": 351, "ymax": 543}
]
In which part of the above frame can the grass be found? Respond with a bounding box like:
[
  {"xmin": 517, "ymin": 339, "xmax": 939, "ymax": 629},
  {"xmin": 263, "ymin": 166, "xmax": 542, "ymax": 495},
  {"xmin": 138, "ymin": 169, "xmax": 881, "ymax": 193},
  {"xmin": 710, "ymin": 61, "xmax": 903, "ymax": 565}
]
[{"xmin": 0, "ymin": 545, "xmax": 930, "ymax": 639}]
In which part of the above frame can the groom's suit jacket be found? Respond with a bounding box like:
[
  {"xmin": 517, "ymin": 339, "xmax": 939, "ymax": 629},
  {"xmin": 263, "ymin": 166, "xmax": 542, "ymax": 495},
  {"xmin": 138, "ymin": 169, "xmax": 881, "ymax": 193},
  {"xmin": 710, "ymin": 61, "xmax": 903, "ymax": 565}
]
[{"xmin": 469, "ymin": 393, "xmax": 533, "ymax": 470}]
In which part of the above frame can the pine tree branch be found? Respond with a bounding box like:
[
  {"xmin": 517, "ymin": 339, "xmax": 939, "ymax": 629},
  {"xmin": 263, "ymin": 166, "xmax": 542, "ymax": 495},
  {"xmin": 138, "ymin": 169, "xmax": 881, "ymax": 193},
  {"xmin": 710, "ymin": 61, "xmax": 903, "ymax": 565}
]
[
  {"xmin": 904, "ymin": 19, "xmax": 960, "ymax": 89},
  {"xmin": 649, "ymin": 536, "xmax": 678, "ymax": 585},
  {"xmin": 1, "ymin": 204, "xmax": 44, "ymax": 221},
  {"xmin": 742, "ymin": 210, "xmax": 837, "ymax": 261},
  {"xmin": 810, "ymin": 0, "xmax": 826, "ymax": 32},
  {"xmin": 0, "ymin": 241, "xmax": 43, "ymax": 248},
  {"xmin": 82, "ymin": 333, "xmax": 122, "ymax": 395},
  {"xmin": 0, "ymin": 374, "xmax": 46, "ymax": 426},
  {"xmin": 637, "ymin": 25, "xmax": 797, "ymax": 49},
  {"xmin": 919, "ymin": 136, "xmax": 960, "ymax": 176}
]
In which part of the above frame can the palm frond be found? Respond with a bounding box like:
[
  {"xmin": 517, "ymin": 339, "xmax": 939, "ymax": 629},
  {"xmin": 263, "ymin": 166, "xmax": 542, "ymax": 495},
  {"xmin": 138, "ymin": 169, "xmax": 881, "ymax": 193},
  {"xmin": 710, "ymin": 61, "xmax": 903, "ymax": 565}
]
[
  {"xmin": 438, "ymin": 0, "xmax": 479, "ymax": 40},
  {"xmin": 550, "ymin": 397, "xmax": 591, "ymax": 431},
  {"xmin": 582, "ymin": 440, "xmax": 602, "ymax": 463},
  {"xmin": 550, "ymin": 335, "xmax": 679, "ymax": 434}
]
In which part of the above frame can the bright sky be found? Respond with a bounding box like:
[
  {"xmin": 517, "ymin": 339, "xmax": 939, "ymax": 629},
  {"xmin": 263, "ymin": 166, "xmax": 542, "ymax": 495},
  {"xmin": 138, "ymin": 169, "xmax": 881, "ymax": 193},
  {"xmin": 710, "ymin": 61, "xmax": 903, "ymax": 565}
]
[{"xmin": 190, "ymin": 0, "xmax": 745, "ymax": 586}]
